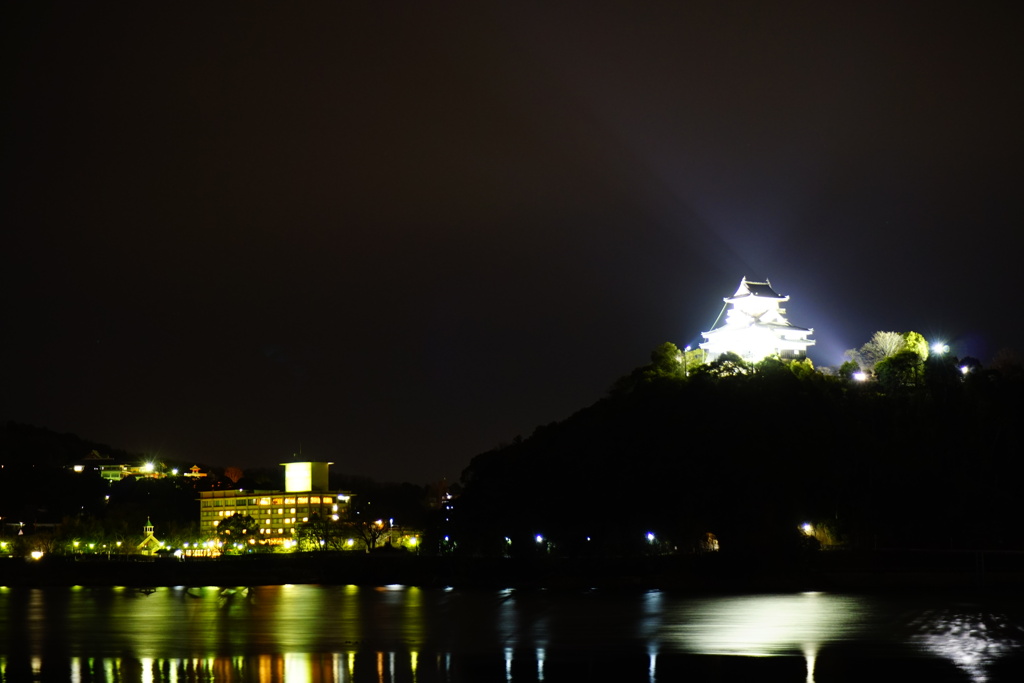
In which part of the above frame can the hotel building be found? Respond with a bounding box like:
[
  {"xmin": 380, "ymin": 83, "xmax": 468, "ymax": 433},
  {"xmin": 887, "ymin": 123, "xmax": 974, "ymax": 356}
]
[{"xmin": 198, "ymin": 461, "xmax": 352, "ymax": 548}]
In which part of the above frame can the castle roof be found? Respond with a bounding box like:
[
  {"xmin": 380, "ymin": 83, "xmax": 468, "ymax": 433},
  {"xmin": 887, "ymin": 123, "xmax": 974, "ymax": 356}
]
[{"xmin": 728, "ymin": 277, "xmax": 785, "ymax": 301}]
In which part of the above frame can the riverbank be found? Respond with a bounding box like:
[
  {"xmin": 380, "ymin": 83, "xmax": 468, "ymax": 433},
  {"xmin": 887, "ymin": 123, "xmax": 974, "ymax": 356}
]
[{"xmin": 4, "ymin": 550, "xmax": 1024, "ymax": 592}]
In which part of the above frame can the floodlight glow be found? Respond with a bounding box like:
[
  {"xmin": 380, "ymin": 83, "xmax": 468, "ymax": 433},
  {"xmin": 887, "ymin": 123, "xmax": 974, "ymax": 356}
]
[
  {"xmin": 960, "ymin": 366, "xmax": 970, "ymax": 375},
  {"xmin": 853, "ymin": 372, "xmax": 868, "ymax": 382},
  {"xmin": 647, "ymin": 532, "xmax": 656, "ymax": 542},
  {"xmin": 932, "ymin": 342, "xmax": 949, "ymax": 354},
  {"xmin": 535, "ymin": 534, "xmax": 544, "ymax": 543},
  {"xmin": 30, "ymin": 551, "xmax": 43, "ymax": 560},
  {"xmin": 142, "ymin": 462, "xmax": 154, "ymax": 473},
  {"xmin": 801, "ymin": 523, "xmax": 813, "ymax": 535}
]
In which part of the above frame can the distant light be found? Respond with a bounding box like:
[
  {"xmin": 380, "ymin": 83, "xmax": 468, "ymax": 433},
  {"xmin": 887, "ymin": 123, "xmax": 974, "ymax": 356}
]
[
  {"xmin": 408, "ymin": 537, "xmax": 418, "ymax": 546},
  {"xmin": 171, "ymin": 468, "xmax": 178, "ymax": 475},
  {"xmin": 960, "ymin": 365, "xmax": 970, "ymax": 375},
  {"xmin": 932, "ymin": 342, "xmax": 949, "ymax": 354},
  {"xmin": 853, "ymin": 372, "xmax": 868, "ymax": 382},
  {"xmin": 73, "ymin": 465, "xmax": 84, "ymax": 473},
  {"xmin": 142, "ymin": 462, "xmax": 154, "ymax": 473},
  {"xmin": 801, "ymin": 523, "xmax": 813, "ymax": 535},
  {"xmin": 30, "ymin": 551, "xmax": 44, "ymax": 560},
  {"xmin": 535, "ymin": 534, "xmax": 544, "ymax": 543},
  {"xmin": 646, "ymin": 532, "xmax": 656, "ymax": 542}
]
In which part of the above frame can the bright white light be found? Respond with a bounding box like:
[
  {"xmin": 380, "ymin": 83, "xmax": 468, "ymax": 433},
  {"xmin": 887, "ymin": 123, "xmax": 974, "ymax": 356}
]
[
  {"xmin": 932, "ymin": 342, "xmax": 950, "ymax": 354},
  {"xmin": 853, "ymin": 372, "xmax": 868, "ymax": 382},
  {"xmin": 960, "ymin": 365, "xmax": 970, "ymax": 375},
  {"xmin": 801, "ymin": 523, "xmax": 813, "ymax": 535},
  {"xmin": 30, "ymin": 551, "xmax": 44, "ymax": 560},
  {"xmin": 535, "ymin": 534, "xmax": 544, "ymax": 543},
  {"xmin": 141, "ymin": 462, "xmax": 154, "ymax": 473},
  {"xmin": 646, "ymin": 532, "xmax": 656, "ymax": 542}
]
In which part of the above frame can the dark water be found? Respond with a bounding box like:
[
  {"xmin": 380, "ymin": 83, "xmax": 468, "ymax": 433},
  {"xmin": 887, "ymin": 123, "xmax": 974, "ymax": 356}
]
[{"xmin": 1, "ymin": 585, "xmax": 1023, "ymax": 682}]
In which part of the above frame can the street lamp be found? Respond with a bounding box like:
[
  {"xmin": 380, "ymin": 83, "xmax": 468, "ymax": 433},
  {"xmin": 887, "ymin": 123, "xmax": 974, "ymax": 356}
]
[
  {"xmin": 932, "ymin": 342, "xmax": 949, "ymax": 355},
  {"xmin": 684, "ymin": 345, "xmax": 692, "ymax": 377}
]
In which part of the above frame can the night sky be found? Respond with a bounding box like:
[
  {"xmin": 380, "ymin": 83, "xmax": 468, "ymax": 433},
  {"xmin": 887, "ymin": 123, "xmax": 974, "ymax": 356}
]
[{"xmin": 4, "ymin": 4, "xmax": 1021, "ymax": 483}]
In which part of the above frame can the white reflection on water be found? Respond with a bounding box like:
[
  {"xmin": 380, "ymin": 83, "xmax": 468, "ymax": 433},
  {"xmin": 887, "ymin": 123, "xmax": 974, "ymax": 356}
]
[
  {"xmin": 662, "ymin": 591, "xmax": 866, "ymax": 682},
  {"xmin": 909, "ymin": 608, "xmax": 1024, "ymax": 682}
]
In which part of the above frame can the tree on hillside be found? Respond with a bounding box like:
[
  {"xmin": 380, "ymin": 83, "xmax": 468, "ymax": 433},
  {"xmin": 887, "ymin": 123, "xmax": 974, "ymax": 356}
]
[
  {"xmin": 847, "ymin": 331, "xmax": 905, "ymax": 371},
  {"xmin": 700, "ymin": 351, "xmax": 750, "ymax": 377},
  {"xmin": 902, "ymin": 331, "xmax": 929, "ymax": 359},
  {"xmin": 649, "ymin": 342, "xmax": 686, "ymax": 377},
  {"xmin": 874, "ymin": 349, "xmax": 924, "ymax": 391}
]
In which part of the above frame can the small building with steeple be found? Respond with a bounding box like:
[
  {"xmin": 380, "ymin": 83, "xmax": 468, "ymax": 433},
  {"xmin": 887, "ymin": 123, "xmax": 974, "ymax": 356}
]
[
  {"xmin": 700, "ymin": 277, "xmax": 815, "ymax": 362},
  {"xmin": 137, "ymin": 517, "xmax": 163, "ymax": 556}
]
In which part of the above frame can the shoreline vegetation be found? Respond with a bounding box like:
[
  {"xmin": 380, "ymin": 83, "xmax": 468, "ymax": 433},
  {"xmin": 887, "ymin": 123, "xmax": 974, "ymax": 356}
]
[{"xmin": 3, "ymin": 551, "xmax": 1023, "ymax": 593}]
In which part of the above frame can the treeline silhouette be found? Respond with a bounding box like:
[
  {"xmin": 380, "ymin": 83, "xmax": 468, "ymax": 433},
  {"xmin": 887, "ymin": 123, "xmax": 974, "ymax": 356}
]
[{"xmin": 450, "ymin": 345, "xmax": 1024, "ymax": 558}]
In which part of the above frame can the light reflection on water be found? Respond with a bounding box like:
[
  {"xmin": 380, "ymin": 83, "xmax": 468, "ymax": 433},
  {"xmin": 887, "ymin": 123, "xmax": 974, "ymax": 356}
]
[
  {"xmin": 1, "ymin": 585, "xmax": 1022, "ymax": 681},
  {"xmin": 660, "ymin": 591, "xmax": 866, "ymax": 682}
]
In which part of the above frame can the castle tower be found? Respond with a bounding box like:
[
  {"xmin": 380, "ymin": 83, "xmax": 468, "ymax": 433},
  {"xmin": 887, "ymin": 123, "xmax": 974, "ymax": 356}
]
[{"xmin": 700, "ymin": 277, "xmax": 814, "ymax": 362}]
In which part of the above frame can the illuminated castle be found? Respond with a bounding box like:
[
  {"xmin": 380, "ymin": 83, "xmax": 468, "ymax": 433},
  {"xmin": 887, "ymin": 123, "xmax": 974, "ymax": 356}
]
[{"xmin": 700, "ymin": 277, "xmax": 814, "ymax": 362}]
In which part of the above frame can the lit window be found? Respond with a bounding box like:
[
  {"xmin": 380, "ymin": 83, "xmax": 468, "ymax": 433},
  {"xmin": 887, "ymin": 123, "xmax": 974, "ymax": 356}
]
[
  {"xmin": 284, "ymin": 497, "xmax": 296, "ymax": 505},
  {"xmin": 298, "ymin": 497, "xmax": 308, "ymax": 504},
  {"xmin": 324, "ymin": 497, "xmax": 333, "ymax": 504},
  {"xmin": 278, "ymin": 508, "xmax": 284, "ymax": 514},
  {"xmin": 310, "ymin": 496, "xmax": 321, "ymax": 504},
  {"xmin": 259, "ymin": 498, "xmax": 271, "ymax": 506}
]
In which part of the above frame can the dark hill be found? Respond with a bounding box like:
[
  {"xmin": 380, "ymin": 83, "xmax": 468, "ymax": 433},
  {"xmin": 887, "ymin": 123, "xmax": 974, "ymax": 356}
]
[{"xmin": 450, "ymin": 350, "xmax": 1023, "ymax": 558}]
